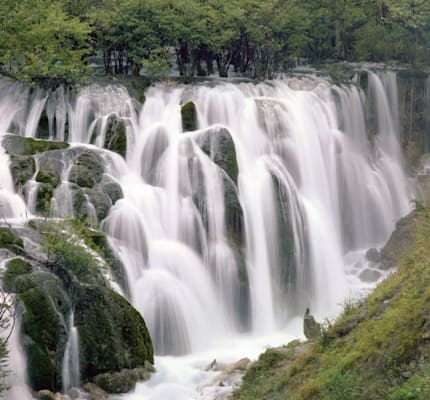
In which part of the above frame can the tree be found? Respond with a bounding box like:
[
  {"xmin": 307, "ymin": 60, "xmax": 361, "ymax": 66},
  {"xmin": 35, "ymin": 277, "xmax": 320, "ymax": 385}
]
[{"xmin": 0, "ymin": 0, "xmax": 91, "ymax": 88}]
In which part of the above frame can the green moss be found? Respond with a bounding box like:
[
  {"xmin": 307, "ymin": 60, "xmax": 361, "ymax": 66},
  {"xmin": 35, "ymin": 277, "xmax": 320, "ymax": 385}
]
[
  {"xmin": 35, "ymin": 158, "xmax": 63, "ymax": 188},
  {"xmin": 35, "ymin": 183, "xmax": 54, "ymax": 216},
  {"xmin": 235, "ymin": 206, "xmax": 430, "ymax": 400},
  {"xmin": 75, "ymin": 285, "xmax": 153, "ymax": 378},
  {"xmin": 21, "ymin": 286, "xmax": 66, "ymax": 391},
  {"xmin": 2, "ymin": 134, "xmax": 68, "ymax": 156},
  {"xmin": 181, "ymin": 101, "xmax": 197, "ymax": 132},
  {"xmin": 3, "ymin": 258, "xmax": 32, "ymax": 292},
  {"xmin": 0, "ymin": 227, "xmax": 24, "ymax": 251},
  {"xmin": 68, "ymin": 151, "xmax": 105, "ymax": 188},
  {"xmin": 9, "ymin": 156, "xmax": 35, "ymax": 188},
  {"xmin": 104, "ymin": 115, "xmax": 127, "ymax": 158}
]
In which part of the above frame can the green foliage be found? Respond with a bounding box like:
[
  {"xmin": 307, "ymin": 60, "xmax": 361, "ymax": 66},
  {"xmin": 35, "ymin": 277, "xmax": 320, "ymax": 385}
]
[
  {"xmin": 0, "ymin": 228, "xmax": 24, "ymax": 252},
  {"xmin": 141, "ymin": 48, "xmax": 171, "ymax": 82},
  {"xmin": 3, "ymin": 258, "xmax": 32, "ymax": 293},
  {"xmin": 42, "ymin": 220, "xmax": 105, "ymax": 291},
  {"xmin": 389, "ymin": 370, "xmax": 430, "ymax": 400},
  {"xmin": 236, "ymin": 205, "xmax": 430, "ymax": 399},
  {"xmin": 0, "ymin": 0, "xmax": 91, "ymax": 88},
  {"xmin": 2, "ymin": 0, "xmax": 429, "ymax": 85}
]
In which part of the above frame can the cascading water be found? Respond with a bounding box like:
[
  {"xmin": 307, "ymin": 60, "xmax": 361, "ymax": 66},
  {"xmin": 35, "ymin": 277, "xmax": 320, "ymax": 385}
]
[
  {"xmin": 0, "ymin": 71, "xmax": 414, "ymax": 398},
  {"xmin": 62, "ymin": 310, "xmax": 81, "ymax": 394}
]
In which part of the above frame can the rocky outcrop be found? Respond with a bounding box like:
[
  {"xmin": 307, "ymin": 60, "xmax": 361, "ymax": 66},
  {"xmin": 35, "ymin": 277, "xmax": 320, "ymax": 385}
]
[
  {"xmin": 380, "ymin": 210, "xmax": 420, "ymax": 269},
  {"xmin": 92, "ymin": 362, "xmax": 154, "ymax": 393},
  {"xmin": 2, "ymin": 134, "xmax": 69, "ymax": 156},
  {"xmin": 1, "ymin": 222, "xmax": 153, "ymax": 393},
  {"xmin": 181, "ymin": 101, "xmax": 197, "ymax": 132},
  {"xmin": 68, "ymin": 151, "xmax": 105, "ymax": 189},
  {"xmin": 103, "ymin": 114, "xmax": 127, "ymax": 158},
  {"xmin": 3, "ymin": 136, "xmax": 123, "ymax": 224},
  {"xmin": 197, "ymin": 127, "xmax": 238, "ymax": 184}
]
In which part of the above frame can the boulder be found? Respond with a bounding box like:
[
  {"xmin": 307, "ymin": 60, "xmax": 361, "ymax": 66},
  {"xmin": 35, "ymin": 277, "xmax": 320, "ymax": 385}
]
[
  {"xmin": 68, "ymin": 151, "xmax": 105, "ymax": 189},
  {"xmin": 35, "ymin": 157, "xmax": 63, "ymax": 188},
  {"xmin": 9, "ymin": 156, "xmax": 35, "ymax": 189},
  {"xmin": 359, "ymin": 268, "xmax": 383, "ymax": 282},
  {"xmin": 92, "ymin": 364, "xmax": 153, "ymax": 394},
  {"xmin": 366, "ymin": 247, "xmax": 381, "ymax": 263},
  {"xmin": 84, "ymin": 189, "xmax": 112, "ymax": 222},
  {"xmin": 100, "ymin": 179, "xmax": 123, "ymax": 205},
  {"xmin": 197, "ymin": 127, "xmax": 238, "ymax": 184},
  {"xmin": 181, "ymin": 101, "xmax": 197, "ymax": 132},
  {"xmin": 75, "ymin": 285, "xmax": 153, "ymax": 379},
  {"xmin": 82, "ymin": 382, "xmax": 108, "ymax": 400},
  {"xmin": 380, "ymin": 210, "xmax": 420, "ymax": 269},
  {"xmin": 303, "ymin": 309, "xmax": 321, "ymax": 340},
  {"xmin": 20, "ymin": 277, "xmax": 69, "ymax": 391}
]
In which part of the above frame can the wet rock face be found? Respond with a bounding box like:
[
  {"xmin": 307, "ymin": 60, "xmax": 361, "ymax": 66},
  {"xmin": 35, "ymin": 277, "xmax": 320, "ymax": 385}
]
[
  {"xmin": 2, "ymin": 134, "xmax": 69, "ymax": 156},
  {"xmin": 75, "ymin": 285, "xmax": 154, "ymax": 379},
  {"xmin": 104, "ymin": 114, "xmax": 127, "ymax": 158},
  {"xmin": 9, "ymin": 156, "xmax": 35, "ymax": 188},
  {"xmin": 3, "ymin": 136, "xmax": 123, "ymax": 224},
  {"xmin": 380, "ymin": 210, "xmax": 420, "ymax": 269},
  {"xmin": 197, "ymin": 127, "xmax": 239, "ymax": 184},
  {"xmin": 366, "ymin": 247, "xmax": 381, "ymax": 263},
  {"xmin": 68, "ymin": 151, "xmax": 105, "ymax": 189},
  {"xmin": 2, "ymin": 223, "xmax": 154, "ymax": 393},
  {"xmin": 181, "ymin": 101, "xmax": 197, "ymax": 132}
]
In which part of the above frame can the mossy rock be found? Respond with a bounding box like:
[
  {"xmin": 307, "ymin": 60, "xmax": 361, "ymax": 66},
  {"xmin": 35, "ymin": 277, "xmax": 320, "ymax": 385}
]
[
  {"xmin": 9, "ymin": 156, "xmax": 35, "ymax": 189},
  {"xmin": 68, "ymin": 151, "xmax": 105, "ymax": 189},
  {"xmin": 75, "ymin": 285, "xmax": 153, "ymax": 379},
  {"xmin": 0, "ymin": 227, "xmax": 24, "ymax": 251},
  {"xmin": 3, "ymin": 257, "xmax": 32, "ymax": 292},
  {"xmin": 93, "ymin": 366, "xmax": 153, "ymax": 394},
  {"xmin": 100, "ymin": 179, "xmax": 123, "ymax": 205},
  {"xmin": 84, "ymin": 189, "xmax": 113, "ymax": 222},
  {"xmin": 104, "ymin": 115, "xmax": 127, "ymax": 158},
  {"xmin": 181, "ymin": 101, "xmax": 197, "ymax": 132},
  {"xmin": 272, "ymin": 174, "xmax": 296, "ymax": 292},
  {"xmin": 35, "ymin": 183, "xmax": 54, "ymax": 216},
  {"xmin": 35, "ymin": 157, "xmax": 63, "ymax": 188},
  {"xmin": 2, "ymin": 134, "xmax": 69, "ymax": 156},
  {"xmin": 223, "ymin": 176, "xmax": 243, "ymax": 241},
  {"xmin": 198, "ymin": 127, "xmax": 239, "ymax": 184},
  {"xmin": 380, "ymin": 210, "xmax": 420, "ymax": 269},
  {"xmin": 21, "ymin": 281, "xmax": 69, "ymax": 391}
]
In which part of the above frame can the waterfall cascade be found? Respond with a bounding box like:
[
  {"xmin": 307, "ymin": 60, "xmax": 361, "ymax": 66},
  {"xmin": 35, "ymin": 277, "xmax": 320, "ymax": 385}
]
[
  {"xmin": 0, "ymin": 71, "xmax": 414, "ymax": 397},
  {"xmin": 62, "ymin": 311, "xmax": 81, "ymax": 394}
]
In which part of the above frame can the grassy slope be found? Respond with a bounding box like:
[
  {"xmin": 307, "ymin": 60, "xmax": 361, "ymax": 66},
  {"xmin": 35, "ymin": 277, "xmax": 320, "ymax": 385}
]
[{"xmin": 234, "ymin": 206, "xmax": 430, "ymax": 400}]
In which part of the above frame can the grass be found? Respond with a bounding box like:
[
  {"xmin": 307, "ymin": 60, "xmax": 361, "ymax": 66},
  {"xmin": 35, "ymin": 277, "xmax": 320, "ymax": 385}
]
[{"xmin": 234, "ymin": 205, "xmax": 430, "ymax": 400}]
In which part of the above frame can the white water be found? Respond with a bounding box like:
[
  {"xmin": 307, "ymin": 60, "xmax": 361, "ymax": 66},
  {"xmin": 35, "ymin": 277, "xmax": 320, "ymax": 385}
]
[
  {"xmin": 62, "ymin": 311, "xmax": 81, "ymax": 394},
  {"xmin": 0, "ymin": 72, "xmax": 413, "ymax": 398}
]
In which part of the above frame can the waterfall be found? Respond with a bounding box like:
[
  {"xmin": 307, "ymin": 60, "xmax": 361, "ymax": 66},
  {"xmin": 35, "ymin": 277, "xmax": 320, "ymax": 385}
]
[
  {"xmin": 62, "ymin": 310, "xmax": 81, "ymax": 394},
  {"xmin": 3, "ymin": 315, "xmax": 35, "ymax": 400},
  {"xmin": 0, "ymin": 71, "xmax": 413, "ymax": 393}
]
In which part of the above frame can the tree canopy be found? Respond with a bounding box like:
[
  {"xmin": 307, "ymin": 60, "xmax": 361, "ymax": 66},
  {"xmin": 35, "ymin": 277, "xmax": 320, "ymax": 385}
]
[{"xmin": 0, "ymin": 0, "xmax": 429, "ymax": 87}]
